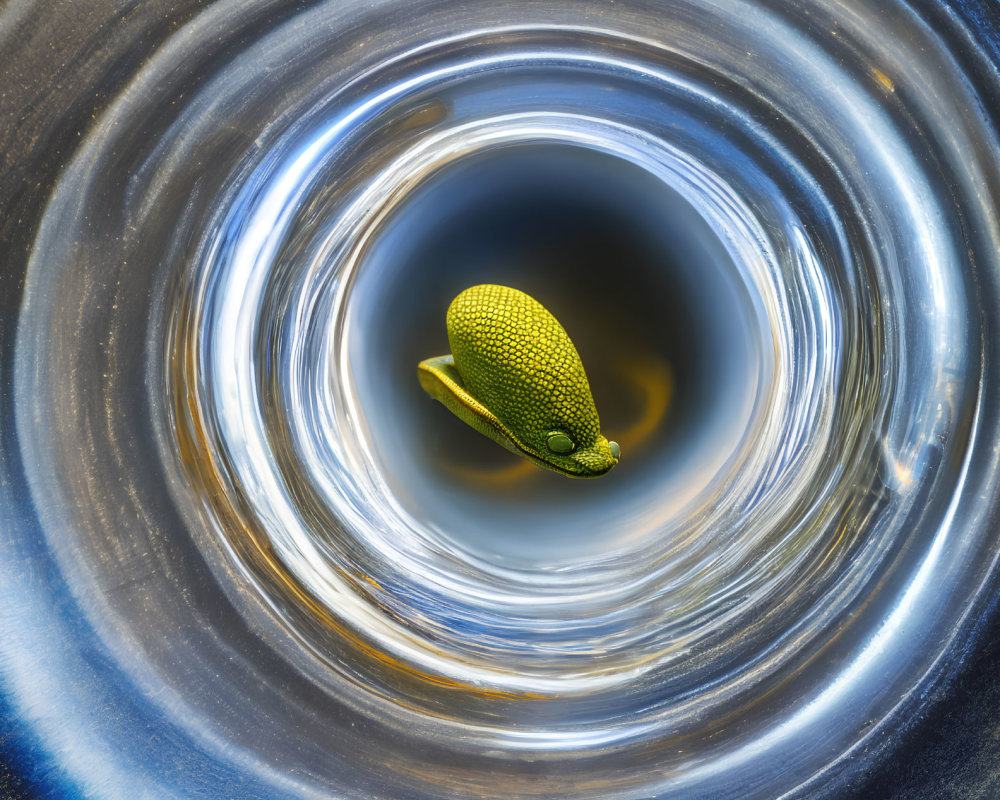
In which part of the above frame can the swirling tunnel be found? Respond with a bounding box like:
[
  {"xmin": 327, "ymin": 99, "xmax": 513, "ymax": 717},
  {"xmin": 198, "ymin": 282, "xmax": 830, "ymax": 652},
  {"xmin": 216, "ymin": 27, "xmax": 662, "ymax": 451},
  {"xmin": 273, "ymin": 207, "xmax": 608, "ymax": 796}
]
[{"xmin": 2, "ymin": 1, "xmax": 1000, "ymax": 798}]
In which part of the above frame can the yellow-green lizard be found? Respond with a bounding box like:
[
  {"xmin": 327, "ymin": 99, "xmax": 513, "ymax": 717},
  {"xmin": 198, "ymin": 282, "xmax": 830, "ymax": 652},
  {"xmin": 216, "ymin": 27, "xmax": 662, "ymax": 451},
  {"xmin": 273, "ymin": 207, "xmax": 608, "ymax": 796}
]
[{"xmin": 418, "ymin": 284, "xmax": 620, "ymax": 478}]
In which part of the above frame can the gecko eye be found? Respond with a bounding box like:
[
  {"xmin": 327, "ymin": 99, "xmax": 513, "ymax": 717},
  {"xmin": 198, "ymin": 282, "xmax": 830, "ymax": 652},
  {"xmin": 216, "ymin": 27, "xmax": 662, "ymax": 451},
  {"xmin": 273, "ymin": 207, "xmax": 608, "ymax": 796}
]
[{"xmin": 547, "ymin": 432, "xmax": 575, "ymax": 454}]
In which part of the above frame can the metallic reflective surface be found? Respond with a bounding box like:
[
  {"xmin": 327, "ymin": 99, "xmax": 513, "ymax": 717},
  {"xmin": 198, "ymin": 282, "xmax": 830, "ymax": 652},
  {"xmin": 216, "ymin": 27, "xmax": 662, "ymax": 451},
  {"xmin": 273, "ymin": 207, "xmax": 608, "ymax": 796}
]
[{"xmin": 2, "ymin": 1, "xmax": 1000, "ymax": 798}]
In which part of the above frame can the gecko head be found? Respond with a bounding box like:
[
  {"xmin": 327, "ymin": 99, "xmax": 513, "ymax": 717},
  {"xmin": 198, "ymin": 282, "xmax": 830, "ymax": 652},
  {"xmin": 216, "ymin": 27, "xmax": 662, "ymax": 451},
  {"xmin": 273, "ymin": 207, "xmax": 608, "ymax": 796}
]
[
  {"xmin": 420, "ymin": 283, "xmax": 622, "ymax": 479},
  {"xmin": 525, "ymin": 429, "xmax": 620, "ymax": 478}
]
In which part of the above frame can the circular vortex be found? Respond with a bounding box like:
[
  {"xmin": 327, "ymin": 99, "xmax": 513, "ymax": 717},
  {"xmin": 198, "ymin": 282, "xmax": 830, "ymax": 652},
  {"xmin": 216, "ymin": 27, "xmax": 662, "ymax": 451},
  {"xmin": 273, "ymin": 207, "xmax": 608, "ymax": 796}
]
[{"xmin": 3, "ymin": 1, "xmax": 1000, "ymax": 798}]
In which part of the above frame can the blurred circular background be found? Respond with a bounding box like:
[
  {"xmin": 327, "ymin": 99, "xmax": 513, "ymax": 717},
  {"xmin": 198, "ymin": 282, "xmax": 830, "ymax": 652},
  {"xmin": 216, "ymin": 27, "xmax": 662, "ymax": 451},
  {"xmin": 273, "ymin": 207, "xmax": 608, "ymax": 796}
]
[{"xmin": 2, "ymin": 1, "xmax": 1000, "ymax": 798}]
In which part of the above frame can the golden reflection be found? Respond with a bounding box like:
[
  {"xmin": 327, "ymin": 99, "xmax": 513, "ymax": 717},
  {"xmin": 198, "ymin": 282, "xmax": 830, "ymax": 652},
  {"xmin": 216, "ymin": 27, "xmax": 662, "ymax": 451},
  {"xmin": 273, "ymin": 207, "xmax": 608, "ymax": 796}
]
[{"xmin": 872, "ymin": 67, "xmax": 895, "ymax": 93}]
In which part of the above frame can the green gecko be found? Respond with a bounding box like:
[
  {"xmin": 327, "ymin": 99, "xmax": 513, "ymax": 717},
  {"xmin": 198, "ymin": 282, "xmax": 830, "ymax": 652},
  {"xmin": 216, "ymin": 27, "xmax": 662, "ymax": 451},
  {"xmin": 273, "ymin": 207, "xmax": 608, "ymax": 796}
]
[{"xmin": 418, "ymin": 284, "xmax": 620, "ymax": 478}]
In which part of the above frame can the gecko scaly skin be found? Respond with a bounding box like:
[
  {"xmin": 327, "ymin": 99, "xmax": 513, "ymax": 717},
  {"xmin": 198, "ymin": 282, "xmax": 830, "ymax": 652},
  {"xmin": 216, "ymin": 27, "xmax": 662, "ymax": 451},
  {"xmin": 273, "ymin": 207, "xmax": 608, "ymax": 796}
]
[{"xmin": 418, "ymin": 284, "xmax": 620, "ymax": 478}]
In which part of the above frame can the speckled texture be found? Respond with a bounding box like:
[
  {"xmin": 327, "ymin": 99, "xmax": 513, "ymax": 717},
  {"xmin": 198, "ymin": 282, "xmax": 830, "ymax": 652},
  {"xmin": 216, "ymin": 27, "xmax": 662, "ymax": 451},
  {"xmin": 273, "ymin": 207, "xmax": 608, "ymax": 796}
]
[{"xmin": 419, "ymin": 284, "xmax": 619, "ymax": 477}]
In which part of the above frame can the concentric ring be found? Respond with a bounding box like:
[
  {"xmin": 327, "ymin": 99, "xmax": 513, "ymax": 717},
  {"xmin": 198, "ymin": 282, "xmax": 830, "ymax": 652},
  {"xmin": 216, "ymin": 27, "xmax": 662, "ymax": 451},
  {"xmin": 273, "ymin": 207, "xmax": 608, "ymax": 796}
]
[{"xmin": 4, "ymin": 1, "xmax": 1000, "ymax": 798}]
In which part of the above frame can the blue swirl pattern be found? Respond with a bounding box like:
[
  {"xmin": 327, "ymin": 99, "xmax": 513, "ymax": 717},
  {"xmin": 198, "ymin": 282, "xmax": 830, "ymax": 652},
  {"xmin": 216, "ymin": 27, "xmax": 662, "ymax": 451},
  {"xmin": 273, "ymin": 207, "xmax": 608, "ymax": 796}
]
[{"xmin": 3, "ymin": 1, "xmax": 1000, "ymax": 798}]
